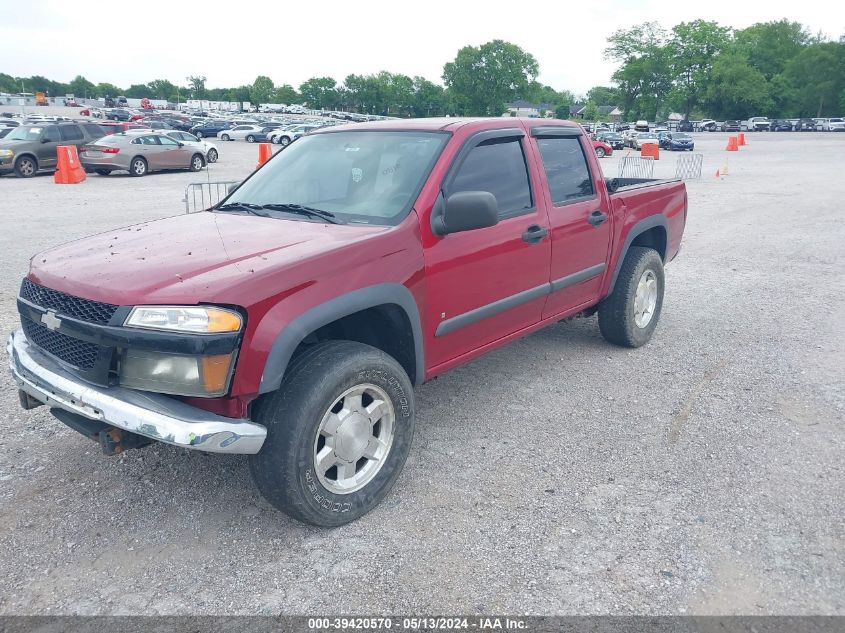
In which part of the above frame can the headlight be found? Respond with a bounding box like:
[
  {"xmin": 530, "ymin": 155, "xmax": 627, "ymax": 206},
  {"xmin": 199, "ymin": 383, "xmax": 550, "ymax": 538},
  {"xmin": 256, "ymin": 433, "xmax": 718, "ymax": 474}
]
[
  {"xmin": 125, "ymin": 306, "xmax": 242, "ymax": 334},
  {"xmin": 120, "ymin": 349, "xmax": 236, "ymax": 397},
  {"xmin": 0, "ymin": 149, "xmax": 13, "ymax": 158}
]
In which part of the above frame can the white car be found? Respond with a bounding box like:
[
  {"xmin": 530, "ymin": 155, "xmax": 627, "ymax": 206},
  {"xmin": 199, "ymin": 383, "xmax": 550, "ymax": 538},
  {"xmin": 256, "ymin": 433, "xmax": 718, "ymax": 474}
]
[
  {"xmin": 217, "ymin": 124, "xmax": 266, "ymax": 142},
  {"xmin": 632, "ymin": 132, "xmax": 660, "ymax": 150},
  {"xmin": 123, "ymin": 129, "xmax": 220, "ymax": 163},
  {"xmin": 699, "ymin": 119, "xmax": 718, "ymax": 131},
  {"xmin": 285, "ymin": 105, "xmax": 307, "ymax": 115},
  {"xmin": 824, "ymin": 117, "xmax": 845, "ymax": 131},
  {"xmin": 269, "ymin": 124, "xmax": 321, "ymax": 146},
  {"xmin": 742, "ymin": 117, "xmax": 771, "ymax": 131}
]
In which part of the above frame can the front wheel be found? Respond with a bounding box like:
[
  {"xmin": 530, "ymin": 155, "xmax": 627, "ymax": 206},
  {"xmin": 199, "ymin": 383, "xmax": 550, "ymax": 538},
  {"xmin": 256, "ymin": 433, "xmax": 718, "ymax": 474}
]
[
  {"xmin": 189, "ymin": 154, "xmax": 204, "ymax": 172},
  {"xmin": 206, "ymin": 148, "xmax": 218, "ymax": 163},
  {"xmin": 195, "ymin": 131, "xmax": 203, "ymax": 138},
  {"xmin": 14, "ymin": 155, "xmax": 37, "ymax": 178},
  {"xmin": 598, "ymin": 246, "xmax": 665, "ymax": 348},
  {"xmin": 280, "ymin": 136, "xmax": 291, "ymax": 147},
  {"xmin": 249, "ymin": 340, "xmax": 415, "ymax": 527},
  {"xmin": 220, "ymin": 133, "xmax": 230, "ymax": 141}
]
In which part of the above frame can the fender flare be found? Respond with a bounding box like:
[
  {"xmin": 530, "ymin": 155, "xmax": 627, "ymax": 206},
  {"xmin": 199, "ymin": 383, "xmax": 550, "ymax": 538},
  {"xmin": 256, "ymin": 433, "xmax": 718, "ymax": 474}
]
[
  {"xmin": 258, "ymin": 283, "xmax": 424, "ymax": 394},
  {"xmin": 607, "ymin": 215, "xmax": 668, "ymax": 294}
]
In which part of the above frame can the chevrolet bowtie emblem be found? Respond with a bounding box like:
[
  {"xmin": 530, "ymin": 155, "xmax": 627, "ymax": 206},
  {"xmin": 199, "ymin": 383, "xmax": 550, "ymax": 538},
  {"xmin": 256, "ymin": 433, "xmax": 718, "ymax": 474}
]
[{"xmin": 40, "ymin": 310, "xmax": 62, "ymax": 331}]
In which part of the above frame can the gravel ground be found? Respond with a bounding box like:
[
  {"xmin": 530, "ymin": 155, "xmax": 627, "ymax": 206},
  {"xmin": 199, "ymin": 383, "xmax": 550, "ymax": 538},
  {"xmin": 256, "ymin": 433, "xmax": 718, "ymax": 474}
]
[{"xmin": 0, "ymin": 131, "xmax": 842, "ymax": 615}]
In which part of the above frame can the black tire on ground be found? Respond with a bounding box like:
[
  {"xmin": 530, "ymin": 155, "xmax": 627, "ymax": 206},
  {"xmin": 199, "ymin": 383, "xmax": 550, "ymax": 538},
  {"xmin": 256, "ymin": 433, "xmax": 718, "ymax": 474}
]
[
  {"xmin": 189, "ymin": 154, "xmax": 204, "ymax": 172},
  {"xmin": 598, "ymin": 246, "xmax": 665, "ymax": 348},
  {"xmin": 95, "ymin": 169, "xmax": 111, "ymax": 176},
  {"xmin": 14, "ymin": 155, "xmax": 37, "ymax": 178},
  {"xmin": 246, "ymin": 135, "xmax": 255, "ymax": 143},
  {"xmin": 129, "ymin": 156, "xmax": 147, "ymax": 177},
  {"xmin": 195, "ymin": 131, "xmax": 203, "ymax": 138},
  {"xmin": 206, "ymin": 148, "xmax": 218, "ymax": 163},
  {"xmin": 280, "ymin": 136, "xmax": 291, "ymax": 147},
  {"xmin": 595, "ymin": 147, "xmax": 605, "ymax": 158},
  {"xmin": 221, "ymin": 134, "xmax": 230, "ymax": 141},
  {"xmin": 249, "ymin": 340, "xmax": 415, "ymax": 527}
]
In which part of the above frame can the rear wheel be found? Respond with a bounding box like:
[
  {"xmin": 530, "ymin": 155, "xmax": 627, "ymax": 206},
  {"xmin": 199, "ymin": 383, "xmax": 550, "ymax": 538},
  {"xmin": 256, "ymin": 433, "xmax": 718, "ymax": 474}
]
[
  {"xmin": 249, "ymin": 340, "xmax": 415, "ymax": 527},
  {"xmin": 129, "ymin": 156, "xmax": 147, "ymax": 177},
  {"xmin": 280, "ymin": 136, "xmax": 291, "ymax": 147},
  {"xmin": 221, "ymin": 133, "xmax": 230, "ymax": 141},
  {"xmin": 14, "ymin": 155, "xmax": 37, "ymax": 178},
  {"xmin": 189, "ymin": 154, "xmax": 204, "ymax": 172},
  {"xmin": 598, "ymin": 246, "xmax": 664, "ymax": 348},
  {"xmin": 595, "ymin": 147, "xmax": 606, "ymax": 158},
  {"xmin": 246, "ymin": 135, "xmax": 255, "ymax": 143},
  {"xmin": 195, "ymin": 130, "xmax": 203, "ymax": 138}
]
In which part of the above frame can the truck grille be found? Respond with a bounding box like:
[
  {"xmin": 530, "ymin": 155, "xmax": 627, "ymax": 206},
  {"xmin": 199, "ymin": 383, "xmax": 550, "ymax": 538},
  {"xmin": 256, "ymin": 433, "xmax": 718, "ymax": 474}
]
[
  {"xmin": 21, "ymin": 317, "xmax": 100, "ymax": 370},
  {"xmin": 20, "ymin": 279, "xmax": 118, "ymax": 325}
]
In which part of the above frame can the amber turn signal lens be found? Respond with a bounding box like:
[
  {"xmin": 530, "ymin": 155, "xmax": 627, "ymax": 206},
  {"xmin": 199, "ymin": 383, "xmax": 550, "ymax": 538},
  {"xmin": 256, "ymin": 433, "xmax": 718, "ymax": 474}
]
[
  {"xmin": 201, "ymin": 354, "xmax": 235, "ymax": 393},
  {"xmin": 207, "ymin": 308, "xmax": 243, "ymax": 333}
]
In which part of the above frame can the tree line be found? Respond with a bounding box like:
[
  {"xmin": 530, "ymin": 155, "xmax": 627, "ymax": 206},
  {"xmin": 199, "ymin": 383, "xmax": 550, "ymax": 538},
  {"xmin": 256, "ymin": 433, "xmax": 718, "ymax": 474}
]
[
  {"xmin": 2, "ymin": 21, "xmax": 842, "ymax": 121},
  {"xmin": 604, "ymin": 19, "xmax": 845, "ymax": 120}
]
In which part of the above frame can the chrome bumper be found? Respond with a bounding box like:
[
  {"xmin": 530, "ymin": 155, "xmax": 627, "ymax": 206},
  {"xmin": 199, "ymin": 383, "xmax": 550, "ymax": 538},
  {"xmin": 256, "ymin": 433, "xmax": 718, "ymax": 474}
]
[{"xmin": 7, "ymin": 330, "xmax": 266, "ymax": 454}]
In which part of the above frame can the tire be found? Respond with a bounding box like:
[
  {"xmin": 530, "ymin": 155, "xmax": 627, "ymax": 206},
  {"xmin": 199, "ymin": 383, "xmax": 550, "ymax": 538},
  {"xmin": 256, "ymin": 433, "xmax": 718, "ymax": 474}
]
[
  {"xmin": 206, "ymin": 148, "xmax": 218, "ymax": 163},
  {"xmin": 280, "ymin": 136, "xmax": 291, "ymax": 147},
  {"xmin": 249, "ymin": 340, "xmax": 415, "ymax": 527},
  {"xmin": 95, "ymin": 169, "xmax": 111, "ymax": 176},
  {"xmin": 14, "ymin": 155, "xmax": 37, "ymax": 178},
  {"xmin": 129, "ymin": 156, "xmax": 147, "ymax": 177},
  {"xmin": 195, "ymin": 131, "xmax": 203, "ymax": 138},
  {"xmin": 221, "ymin": 134, "xmax": 230, "ymax": 141},
  {"xmin": 595, "ymin": 147, "xmax": 606, "ymax": 158},
  {"xmin": 598, "ymin": 246, "xmax": 665, "ymax": 348},
  {"xmin": 246, "ymin": 135, "xmax": 255, "ymax": 143},
  {"xmin": 189, "ymin": 154, "xmax": 204, "ymax": 172}
]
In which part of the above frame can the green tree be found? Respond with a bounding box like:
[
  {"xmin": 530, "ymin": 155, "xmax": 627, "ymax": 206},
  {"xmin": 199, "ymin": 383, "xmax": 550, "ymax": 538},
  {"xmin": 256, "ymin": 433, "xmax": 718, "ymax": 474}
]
[
  {"xmin": 783, "ymin": 42, "xmax": 845, "ymax": 116},
  {"xmin": 443, "ymin": 40, "xmax": 539, "ymax": 116},
  {"xmin": 605, "ymin": 23, "xmax": 673, "ymax": 119},
  {"xmin": 583, "ymin": 101, "xmax": 599, "ymax": 121},
  {"xmin": 666, "ymin": 20, "xmax": 731, "ymax": 116},
  {"xmin": 734, "ymin": 20, "xmax": 813, "ymax": 79},
  {"xmin": 186, "ymin": 75, "xmax": 207, "ymax": 99},
  {"xmin": 703, "ymin": 52, "xmax": 771, "ymax": 118},
  {"xmin": 67, "ymin": 75, "xmax": 95, "ymax": 99},
  {"xmin": 274, "ymin": 84, "xmax": 299, "ymax": 105},
  {"xmin": 586, "ymin": 85, "xmax": 620, "ymax": 106},
  {"xmin": 299, "ymin": 77, "xmax": 339, "ymax": 109},
  {"xmin": 95, "ymin": 82, "xmax": 122, "ymax": 98},
  {"xmin": 125, "ymin": 83, "xmax": 149, "ymax": 98},
  {"xmin": 147, "ymin": 79, "xmax": 176, "ymax": 100},
  {"xmin": 411, "ymin": 76, "xmax": 447, "ymax": 117},
  {"xmin": 554, "ymin": 104, "xmax": 572, "ymax": 119},
  {"xmin": 250, "ymin": 75, "xmax": 275, "ymax": 104}
]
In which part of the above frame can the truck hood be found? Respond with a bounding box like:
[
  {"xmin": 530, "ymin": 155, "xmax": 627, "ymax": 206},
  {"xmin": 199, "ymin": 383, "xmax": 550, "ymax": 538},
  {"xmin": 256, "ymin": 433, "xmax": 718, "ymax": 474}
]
[{"xmin": 28, "ymin": 212, "xmax": 388, "ymax": 306}]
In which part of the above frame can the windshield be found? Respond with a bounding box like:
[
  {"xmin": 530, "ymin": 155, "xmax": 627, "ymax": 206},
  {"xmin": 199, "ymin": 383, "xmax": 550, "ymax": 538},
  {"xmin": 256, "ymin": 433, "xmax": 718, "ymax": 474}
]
[
  {"xmin": 6, "ymin": 126, "xmax": 43, "ymax": 141},
  {"xmin": 673, "ymin": 133, "xmax": 691, "ymax": 139},
  {"xmin": 639, "ymin": 133, "xmax": 657, "ymax": 139},
  {"xmin": 220, "ymin": 130, "xmax": 448, "ymax": 225}
]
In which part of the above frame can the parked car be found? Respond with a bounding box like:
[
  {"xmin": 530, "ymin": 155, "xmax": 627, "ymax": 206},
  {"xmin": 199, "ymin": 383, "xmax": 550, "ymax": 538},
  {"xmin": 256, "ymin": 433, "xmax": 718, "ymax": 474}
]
[
  {"xmin": 596, "ymin": 132, "xmax": 624, "ymax": 150},
  {"xmin": 0, "ymin": 128, "xmax": 13, "ymax": 139},
  {"xmin": 796, "ymin": 118, "xmax": 817, "ymax": 132},
  {"xmin": 634, "ymin": 120, "xmax": 649, "ymax": 132},
  {"xmin": 631, "ymin": 132, "xmax": 659, "ymax": 150},
  {"xmin": 677, "ymin": 120, "xmax": 694, "ymax": 132},
  {"xmin": 592, "ymin": 139, "xmax": 613, "ymax": 157},
  {"xmin": 191, "ymin": 121, "xmax": 232, "ymax": 138},
  {"xmin": 824, "ymin": 117, "xmax": 845, "ymax": 131},
  {"xmin": 270, "ymin": 124, "xmax": 321, "ymax": 146},
  {"xmin": 699, "ymin": 119, "xmax": 718, "ymax": 132},
  {"xmin": 140, "ymin": 130, "xmax": 220, "ymax": 164},
  {"xmin": 659, "ymin": 132, "xmax": 695, "ymax": 151},
  {"xmin": 0, "ymin": 122, "xmax": 106, "ymax": 177},
  {"xmin": 770, "ymin": 119, "xmax": 794, "ymax": 131},
  {"xmin": 742, "ymin": 117, "xmax": 771, "ymax": 131},
  {"xmin": 106, "ymin": 109, "xmax": 134, "ymax": 121},
  {"xmin": 217, "ymin": 124, "xmax": 267, "ymax": 142},
  {"xmin": 8, "ymin": 117, "xmax": 687, "ymax": 526},
  {"xmin": 80, "ymin": 132, "xmax": 207, "ymax": 176},
  {"xmin": 140, "ymin": 120, "xmax": 176, "ymax": 130},
  {"xmin": 722, "ymin": 120, "xmax": 741, "ymax": 132}
]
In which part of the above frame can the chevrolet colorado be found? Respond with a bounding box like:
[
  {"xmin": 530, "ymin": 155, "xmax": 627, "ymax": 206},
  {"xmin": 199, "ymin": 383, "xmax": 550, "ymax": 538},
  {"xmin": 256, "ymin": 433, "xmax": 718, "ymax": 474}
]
[{"xmin": 9, "ymin": 118, "xmax": 687, "ymax": 526}]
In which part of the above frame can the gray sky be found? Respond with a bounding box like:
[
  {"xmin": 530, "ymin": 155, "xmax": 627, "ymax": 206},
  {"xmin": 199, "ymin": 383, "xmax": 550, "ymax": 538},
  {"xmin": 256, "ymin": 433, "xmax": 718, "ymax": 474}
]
[{"xmin": 1, "ymin": 0, "xmax": 842, "ymax": 96}]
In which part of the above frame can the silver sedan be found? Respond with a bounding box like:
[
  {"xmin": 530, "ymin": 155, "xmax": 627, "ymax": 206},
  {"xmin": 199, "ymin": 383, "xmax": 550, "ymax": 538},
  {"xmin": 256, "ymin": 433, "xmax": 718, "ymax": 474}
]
[{"xmin": 80, "ymin": 133, "xmax": 207, "ymax": 176}]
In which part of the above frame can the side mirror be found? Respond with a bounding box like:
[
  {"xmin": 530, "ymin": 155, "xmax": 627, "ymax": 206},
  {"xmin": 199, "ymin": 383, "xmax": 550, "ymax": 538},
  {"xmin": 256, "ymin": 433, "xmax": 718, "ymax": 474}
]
[
  {"xmin": 177, "ymin": 142, "xmax": 184, "ymax": 147},
  {"xmin": 433, "ymin": 191, "xmax": 499, "ymax": 236},
  {"xmin": 41, "ymin": 137, "xmax": 50, "ymax": 143}
]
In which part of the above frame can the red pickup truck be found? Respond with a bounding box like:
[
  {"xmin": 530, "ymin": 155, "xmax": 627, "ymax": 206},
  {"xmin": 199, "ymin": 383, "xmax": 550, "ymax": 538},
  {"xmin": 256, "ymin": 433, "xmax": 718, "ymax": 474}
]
[{"xmin": 9, "ymin": 118, "xmax": 686, "ymax": 526}]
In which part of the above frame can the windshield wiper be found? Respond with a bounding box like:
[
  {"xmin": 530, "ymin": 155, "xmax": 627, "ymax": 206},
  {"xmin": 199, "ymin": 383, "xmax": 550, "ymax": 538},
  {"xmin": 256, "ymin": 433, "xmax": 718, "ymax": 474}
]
[
  {"xmin": 215, "ymin": 202, "xmax": 274, "ymax": 217},
  {"xmin": 259, "ymin": 203, "xmax": 344, "ymax": 224}
]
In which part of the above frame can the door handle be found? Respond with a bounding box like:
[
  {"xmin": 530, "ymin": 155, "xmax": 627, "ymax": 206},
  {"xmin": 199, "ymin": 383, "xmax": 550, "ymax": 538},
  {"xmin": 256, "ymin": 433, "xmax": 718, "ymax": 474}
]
[
  {"xmin": 522, "ymin": 225, "xmax": 548, "ymax": 244},
  {"xmin": 588, "ymin": 210, "xmax": 608, "ymax": 227}
]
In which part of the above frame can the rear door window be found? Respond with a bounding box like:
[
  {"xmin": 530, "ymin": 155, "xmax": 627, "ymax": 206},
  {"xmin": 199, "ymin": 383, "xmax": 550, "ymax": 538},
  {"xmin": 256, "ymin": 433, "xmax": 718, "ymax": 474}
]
[
  {"xmin": 59, "ymin": 125, "xmax": 84, "ymax": 141},
  {"xmin": 43, "ymin": 126, "xmax": 61, "ymax": 143},
  {"xmin": 535, "ymin": 137, "xmax": 595, "ymax": 205},
  {"xmin": 448, "ymin": 138, "xmax": 533, "ymax": 219}
]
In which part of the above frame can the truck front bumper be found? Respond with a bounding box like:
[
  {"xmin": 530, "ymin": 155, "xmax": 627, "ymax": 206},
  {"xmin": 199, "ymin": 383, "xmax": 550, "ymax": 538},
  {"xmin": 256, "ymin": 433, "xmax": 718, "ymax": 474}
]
[{"xmin": 8, "ymin": 330, "xmax": 266, "ymax": 454}]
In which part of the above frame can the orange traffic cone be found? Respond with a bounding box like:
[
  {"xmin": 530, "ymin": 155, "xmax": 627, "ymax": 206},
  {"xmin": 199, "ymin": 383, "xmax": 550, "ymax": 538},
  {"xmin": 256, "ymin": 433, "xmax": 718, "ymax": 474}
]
[
  {"xmin": 737, "ymin": 132, "xmax": 746, "ymax": 146},
  {"xmin": 54, "ymin": 145, "xmax": 86, "ymax": 184},
  {"xmin": 726, "ymin": 136, "xmax": 739, "ymax": 151},
  {"xmin": 256, "ymin": 143, "xmax": 272, "ymax": 168},
  {"xmin": 715, "ymin": 169, "xmax": 721, "ymax": 178}
]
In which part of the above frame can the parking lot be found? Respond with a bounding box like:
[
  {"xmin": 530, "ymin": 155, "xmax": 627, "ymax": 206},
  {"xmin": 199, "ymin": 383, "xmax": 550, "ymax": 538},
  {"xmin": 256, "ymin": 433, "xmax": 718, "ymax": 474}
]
[{"xmin": 0, "ymin": 131, "xmax": 842, "ymax": 615}]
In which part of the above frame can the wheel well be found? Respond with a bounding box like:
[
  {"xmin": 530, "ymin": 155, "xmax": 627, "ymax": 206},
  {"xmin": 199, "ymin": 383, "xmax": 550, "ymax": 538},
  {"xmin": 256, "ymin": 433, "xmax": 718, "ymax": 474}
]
[
  {"xmin": 192, "ymin": 152, "xmax": 206, "ymax": 165},
  {"xmin": 630, "ymin": 226, "xmax": 667, "ymax": 261},
  {"xmin": 15, "ymin": 153, "xmax": 37, "ymax": 166},
  {"xmin": 292, "ymin": 304, "xmax": 417, "ymax": 384}
]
